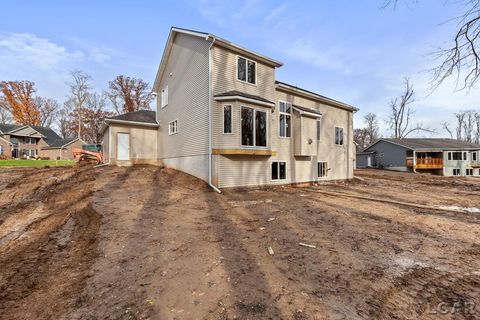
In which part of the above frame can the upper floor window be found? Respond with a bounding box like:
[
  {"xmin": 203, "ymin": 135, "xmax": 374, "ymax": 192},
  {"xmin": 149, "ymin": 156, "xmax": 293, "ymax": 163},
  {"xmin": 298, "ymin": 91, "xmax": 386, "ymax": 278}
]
[
  {"xmin": 316, "ymin": 119, "xmax": 322, "ymax": 140},
  {"xmin": 237, "ymin": 56, "xmax": 256, "ymax": 85},
  {"xmin": 448, "ymin": 151, "xmax": 467, "ymax": 161},
  {"xmin": 25, "ymin": 137, "xmax": 36, "ymax": 144},
  {"xmin": 335, "ymin": 127, "xmax": 344, "ymax": 145},
  {"xmin": 278, "ymin": 101, "xmax": 291, "ymax": 137},
  {"xmin": 161, "ymin": 85, "xmax": 168, "ymax": 108},
  {"xmin": 473, "ymin": 152, "xmax": 478, "ymax": 161},
  {"xmin": 169, "ymin": 119, "xmax": 178, "ymax": 135},
  {"xmin": 241, "ymin": 106, "xmax": 266, "ymax": 147},
  {"xmin": 223, "ymin": 105, "xmax": 232, "ymax": 134}
]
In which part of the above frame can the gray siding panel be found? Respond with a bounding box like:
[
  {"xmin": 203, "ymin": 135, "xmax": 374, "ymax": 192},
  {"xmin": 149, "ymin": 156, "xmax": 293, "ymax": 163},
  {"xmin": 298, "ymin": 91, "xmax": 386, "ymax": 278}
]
[{"xmin": 364, "ymin": 141, "xmax": 409, "ymax": 169}]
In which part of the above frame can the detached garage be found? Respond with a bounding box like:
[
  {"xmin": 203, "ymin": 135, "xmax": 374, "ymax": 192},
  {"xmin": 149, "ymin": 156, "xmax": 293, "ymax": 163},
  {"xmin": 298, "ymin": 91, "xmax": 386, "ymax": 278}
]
[{"xmin": 101, "ymin": 110, "xmax": 159, "ymax": 166}]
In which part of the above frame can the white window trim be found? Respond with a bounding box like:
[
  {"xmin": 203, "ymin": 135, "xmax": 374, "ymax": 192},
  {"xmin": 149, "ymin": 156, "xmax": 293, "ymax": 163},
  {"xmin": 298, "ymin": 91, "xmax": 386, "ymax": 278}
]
[
  {"xmin": 236, "ymin": 55, "xmax": 257, "ymax": 86},
  {"xmin": 316, "ymin": 118, "xmax": 322, "ymax": 141},
  {"xmin": 240, "ymin": 105, "xmax": 268, "ymax": 149},
  {"xmin": 161, "ymin": 85, "xmax": 168, "ymax": 108},
  {"xmin": 318, "ymin": 161, "xmax": 328, "ymax": 178},
  {"xmin": 278, "ymin": 100, "xmax": 292, "ymax": 139},
  {"xmin": 334, "ymin": 126, "xmax": 344, "ymax": 146},
  {"xmin": 271, "ymin": 160, "xmax": 287, "ymax": 181},
  {"xmin": 222, "ymin": 105, "xmax": 233, "ymax": 134},
  {"xmin": 168, "ymin": 119, "xmax": 178, "ymax": 135}
]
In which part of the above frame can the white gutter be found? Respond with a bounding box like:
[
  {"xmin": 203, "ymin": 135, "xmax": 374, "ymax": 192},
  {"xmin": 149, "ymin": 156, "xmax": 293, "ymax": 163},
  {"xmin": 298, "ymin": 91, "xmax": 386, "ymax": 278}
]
[
  {"xmin": 208, "ymin": 37, "xmax": 221, "ymax": 194},
  {"xmin": 214, "ymin": 96, "xmax": 274, "ymax": 108},
  {"xmin": 104, "ymin": 119, "xmax": 159, "ymax": 127}
]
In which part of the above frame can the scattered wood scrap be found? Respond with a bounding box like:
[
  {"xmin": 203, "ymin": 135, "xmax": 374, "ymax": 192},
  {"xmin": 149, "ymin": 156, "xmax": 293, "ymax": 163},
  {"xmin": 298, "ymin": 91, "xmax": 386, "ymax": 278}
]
[
  {"xmin": 299, "ymin": 242, "xmax": 317, "ymax": 249},
  {"xmin": 267, "ymin": 246, "xmax": 274, "ymax": 255}
]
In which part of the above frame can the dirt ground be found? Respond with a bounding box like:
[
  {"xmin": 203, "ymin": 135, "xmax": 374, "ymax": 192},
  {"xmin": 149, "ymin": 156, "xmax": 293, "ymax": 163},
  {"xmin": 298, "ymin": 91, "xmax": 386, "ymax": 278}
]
[{"xmin": 0, "ymin": 166, "xmax": 479, "ymax": 320}]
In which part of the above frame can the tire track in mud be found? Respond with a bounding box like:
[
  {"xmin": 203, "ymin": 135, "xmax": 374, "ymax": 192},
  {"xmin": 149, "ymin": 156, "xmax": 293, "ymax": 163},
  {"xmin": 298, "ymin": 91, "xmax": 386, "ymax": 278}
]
[{"xmin": 0, "ymin": 166, "xmax": 103, "ymax": 320}]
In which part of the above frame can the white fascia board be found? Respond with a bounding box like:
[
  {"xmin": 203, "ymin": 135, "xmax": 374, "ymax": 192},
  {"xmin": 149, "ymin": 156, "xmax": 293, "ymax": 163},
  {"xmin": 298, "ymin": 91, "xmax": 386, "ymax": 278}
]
[
  {"xmin": 292, "ymin": 106, "xmax": 322, "ymax": 118},
  {"xmin": 104, "ymin": 119, "xmax": 160, "ymax": 127},
  {"xmin": 214, "ymin": 96, "xmax": 275, "ymax": 108}
]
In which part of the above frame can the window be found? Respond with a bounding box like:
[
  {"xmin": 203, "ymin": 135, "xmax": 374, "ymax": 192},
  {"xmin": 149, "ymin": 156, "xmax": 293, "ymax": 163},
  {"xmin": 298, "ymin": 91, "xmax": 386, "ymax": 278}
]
[
  {"xmin": 223, "ymin": 105, "xmax": 232, "ymax": 134},
  {"xmin": 318, "ymin": 162, "xmax": 328, "ymax": 177},
  {"xmin": 278, "ymin": 101, "xmax": 291, "ymax": 137},
  {"xmin": 316, "ymin": 119, "xmax": 321, "ymax": 140},
  {"xmin": 335, "ymin": 127, "xmax": 344, "ymax": 145},
  {"xmin": 449, "ymin": 152, "xmax": 465, "ymax": 161},
  {"xmin": 0, "ymin": 146, "xmax": 3, "ymax": 154},
  {"xmin": 473, "ymin": 152, "xmax": 477, "ymax": 161},
  {"xmin": 237, "ymin": 56, "xmax": 256, "ymax": 84},
  {"xmin": 272, "ymin": 161, "xmax": 286, "ymax": 180},
  {"xmin": 24, "ymin": 137, "xmax": 35, "ymax": 144},
  {"xmin": 161, "ymin": 86, "xmax": 168, "ymax": 108},
  {"xmin": 241, "ymin": 106, "xmax": 267, "ymax": 147},
  {"xmin": 168, "ymin": 120, "xmax": 178, "ymax": 135},
  {"xmin": 453, "ymin": 168, "xmax": 461, "ymax": 176},
  {"xmin": 466, "ymin": 168, "xmax": 474, "ymax": 176}
]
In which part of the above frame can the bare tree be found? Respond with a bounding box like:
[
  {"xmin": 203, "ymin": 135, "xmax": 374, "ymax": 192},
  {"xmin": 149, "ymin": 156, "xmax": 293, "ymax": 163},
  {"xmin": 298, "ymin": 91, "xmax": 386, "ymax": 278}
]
[
  {"xmin": 107, "ymin": 75, "xmax": 153, "ymax": 114},
  {"xmin": 455, "ymin": 111, "xmax": 466, "ymax": 139},
  {"xmin": 66, "ymin": 71, "xmax": 91, "ymax": 139},
  {"xmin": 475, "ymin": 111, "xmax": 480, "ymax": 143},
  {"xmin": 35, "ymin": 97, "xmax": 59, "ymax": 127},
  {"xmin": 388, "ymin": 78, "xmax": 433, "ymax": 139},
  {"xmin": 0, "ymin": 97, "xmax": 12, "ymax": 123},
  {"xmin": 384, "ymin": 0, "xmax": 480, "ymax": 90},
  {"xmin": 364, "ymin": 112, "xmax": 380, "ymax": 143},
  {"xmin": 442, "ymin": 122, "xmax": 454, "ymax": 139}
]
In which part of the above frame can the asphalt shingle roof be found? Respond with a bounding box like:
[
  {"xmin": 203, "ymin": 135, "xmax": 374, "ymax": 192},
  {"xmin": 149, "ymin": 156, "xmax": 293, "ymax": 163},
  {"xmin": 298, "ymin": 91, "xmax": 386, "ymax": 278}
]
[
  {"xmin": 383, "ymin": 138, "xmax": 480, "ymax": 150},
  {"xmin": 0, "ymin": 123, "xmax": 21, "ymax": 133},
  {"xmin": 214, "ymin": 91, "xmax": 274, "ymax": 105},
  {"xmin": 106, "ymin": 110, "xmax": 157, "ymax": 124},
  {"xmin": 0, "ymin": 123, "xmax": 72, "ymax": 148}
]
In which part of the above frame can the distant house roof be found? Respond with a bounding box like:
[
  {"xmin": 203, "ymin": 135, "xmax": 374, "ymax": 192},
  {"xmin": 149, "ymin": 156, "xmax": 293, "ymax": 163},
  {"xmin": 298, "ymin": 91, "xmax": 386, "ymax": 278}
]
[
  {"xmin": 0, "ymin": 123, "xmax": 76, "ymax": 148},
  {"xmin": 214, "ymin": 91, "xmax": 275, "ymax": 106},
  {"xmin": 0, "ymin": 123, "xmax": 21, "ymax": 133},
  {"xmin": 106, "ymin": 110, "xmax": 158, "ymax": 124},
  {"xmin": 367, "ymin": 138, "xmax": 480, "ymax": 151},
  {"xmin": 43, "ymin": 138, "xmax": 79, "ymax": 149}
]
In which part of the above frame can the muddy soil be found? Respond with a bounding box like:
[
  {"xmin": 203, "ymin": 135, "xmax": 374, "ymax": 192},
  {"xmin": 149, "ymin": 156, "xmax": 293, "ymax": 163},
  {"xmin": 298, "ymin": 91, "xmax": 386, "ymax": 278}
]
[{"xmin": 0, "ymin": 166, "xmax": 479, "ymax": 319}]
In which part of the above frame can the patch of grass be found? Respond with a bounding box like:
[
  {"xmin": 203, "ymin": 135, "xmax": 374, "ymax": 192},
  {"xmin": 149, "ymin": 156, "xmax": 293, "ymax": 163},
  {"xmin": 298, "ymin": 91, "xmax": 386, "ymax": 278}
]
[{"xmin": 0, "ymin": 160, "xmax": 75, "ymax": 168}]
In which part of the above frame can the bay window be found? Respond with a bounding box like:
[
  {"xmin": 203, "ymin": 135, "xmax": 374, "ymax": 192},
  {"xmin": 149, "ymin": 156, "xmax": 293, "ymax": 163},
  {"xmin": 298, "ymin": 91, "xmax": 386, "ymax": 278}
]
[
  {"xmin": 241, "ymin": 106, "xmax": 267, "ymax": 147},
  {"xmin": 223, "ymin": 105, "xmax": 232, "ymax": 134}
]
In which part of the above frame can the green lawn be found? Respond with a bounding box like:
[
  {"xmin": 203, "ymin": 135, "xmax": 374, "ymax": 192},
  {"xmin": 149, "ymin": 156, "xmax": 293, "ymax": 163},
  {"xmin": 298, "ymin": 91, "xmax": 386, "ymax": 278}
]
[{"xmin": 0, "ymin": 160, "xmax": 76, "ymax": 167}]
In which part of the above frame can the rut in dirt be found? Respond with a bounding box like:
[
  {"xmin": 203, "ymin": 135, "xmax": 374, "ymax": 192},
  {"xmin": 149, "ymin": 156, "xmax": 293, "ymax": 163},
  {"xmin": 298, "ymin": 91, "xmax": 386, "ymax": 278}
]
[{"xmin": 0, "ymin": 166, "xmax": 102, "ymax": 320}]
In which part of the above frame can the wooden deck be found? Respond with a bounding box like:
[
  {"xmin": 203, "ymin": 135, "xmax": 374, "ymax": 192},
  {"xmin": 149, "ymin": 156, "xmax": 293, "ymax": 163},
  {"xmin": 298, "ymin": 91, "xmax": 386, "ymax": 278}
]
[{"xmin": 407, "ymin": 158, "xmax": 443, "ymax": 169}]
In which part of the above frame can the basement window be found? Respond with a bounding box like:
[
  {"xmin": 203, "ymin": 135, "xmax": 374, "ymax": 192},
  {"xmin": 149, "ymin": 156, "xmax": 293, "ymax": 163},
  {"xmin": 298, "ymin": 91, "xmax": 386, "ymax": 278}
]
[
  {"xmin": 223, "ymin": 105, "xmax": 232, "ymax": 134},
  {"xmin": 237, "ymin": 56, "xmax": 256, "ymax": 84},
  {"xmin": 466, "ymin": 168, "xmax": 473, "ymax": 176},
  {"xmin": 169, "ymin": 120, "xmax": 178, "ymax": 135},
  {"xmin": 318, "ymin": 161, "xmax": 328, "ymax": 177},
  {"xmin": 272, "ymin": 161, "xmax": 286, "ymax": 180},
  {"xmin": 278, "ymin": 101, "xmax": 291, "ymax": 138},
  {"xmin": 335, "ymin": 127, "xmax": 344, "ymax": 145},
  {"xmin": 453, "ymin": 168, "xmax": 461, "ymax": 176}
]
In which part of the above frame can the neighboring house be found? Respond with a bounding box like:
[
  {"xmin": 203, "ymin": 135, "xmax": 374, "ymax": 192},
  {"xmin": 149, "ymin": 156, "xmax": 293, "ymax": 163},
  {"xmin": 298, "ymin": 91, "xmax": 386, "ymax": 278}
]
[
  {"xmin": 357, "ymin": 138, "xmax": 480, "ymax": 176},
  {"xmin": 0, "ymin": 123, "xmax": 85, "ymax": 160},
  {"xmin": 102, "ymin": 27, "xmax": 358, "ymax": 188}
]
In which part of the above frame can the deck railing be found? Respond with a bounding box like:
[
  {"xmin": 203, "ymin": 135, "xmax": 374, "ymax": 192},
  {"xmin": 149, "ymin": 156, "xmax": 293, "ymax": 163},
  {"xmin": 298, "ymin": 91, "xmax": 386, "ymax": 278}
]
[{"xmin": 407, "ymin": 158, "xmax": 443, "ymax": 169}]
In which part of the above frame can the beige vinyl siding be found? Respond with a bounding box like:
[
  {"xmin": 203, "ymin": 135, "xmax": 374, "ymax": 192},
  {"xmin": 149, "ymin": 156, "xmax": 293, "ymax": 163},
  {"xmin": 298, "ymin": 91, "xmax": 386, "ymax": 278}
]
[
  {"xmin": 211, "ymin": 45, "xmax": 276, "ymax": 101},
  {"xmin": 216, "ymin": 155, "xmax": 271, "ymax": 188},
  {"xmin": 157, "ymin": 32, "xmax": 210, "ymax": 160},
  {"xmin": 109, "ymin": 124, "xmax": 158, "ymax": 165}
]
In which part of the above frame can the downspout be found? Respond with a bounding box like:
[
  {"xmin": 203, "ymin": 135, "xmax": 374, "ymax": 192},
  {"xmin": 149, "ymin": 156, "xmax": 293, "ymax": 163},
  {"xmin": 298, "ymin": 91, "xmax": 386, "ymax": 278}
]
[{"xmin": 208, "ymin": 37, "xmax": 221, "ymax": 194}]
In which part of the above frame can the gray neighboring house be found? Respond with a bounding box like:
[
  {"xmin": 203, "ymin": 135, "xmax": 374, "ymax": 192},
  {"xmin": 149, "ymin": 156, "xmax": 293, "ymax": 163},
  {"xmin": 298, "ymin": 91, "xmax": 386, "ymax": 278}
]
[{"xmin": 357, "ymin": 138, "xmax": 480, "ymax": 176}]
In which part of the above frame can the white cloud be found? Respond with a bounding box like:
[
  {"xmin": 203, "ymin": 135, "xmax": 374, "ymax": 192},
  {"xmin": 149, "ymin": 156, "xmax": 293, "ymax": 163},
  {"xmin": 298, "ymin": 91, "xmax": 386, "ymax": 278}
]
[{"xmin": 0, "ymin": 33, "xmax": 83, "ymax": 70}]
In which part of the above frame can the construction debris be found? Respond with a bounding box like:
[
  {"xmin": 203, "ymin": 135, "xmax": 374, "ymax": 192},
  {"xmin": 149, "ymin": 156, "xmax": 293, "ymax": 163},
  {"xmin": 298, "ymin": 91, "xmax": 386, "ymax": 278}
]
[
  {"xmin": 267, "ymin": 246, "xmax": 274, "ymax": 255},
  {"xmin": 299, "ymin": 242, "xmax": 317, "ymax": 249}
]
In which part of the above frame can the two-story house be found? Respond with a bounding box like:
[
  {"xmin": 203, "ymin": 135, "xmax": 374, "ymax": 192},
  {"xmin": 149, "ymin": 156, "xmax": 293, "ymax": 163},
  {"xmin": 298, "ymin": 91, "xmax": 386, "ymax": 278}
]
[
  {"xmin": 0, "ymin": 123, "xmax": 85, "ymax": 160},
  {"xmin": 357, "ymin": 138, "xmax": 480, "ymax": 176},
  {"xmin": 102, "ymin": 27, "xmax": 357, "ymax": 189}
]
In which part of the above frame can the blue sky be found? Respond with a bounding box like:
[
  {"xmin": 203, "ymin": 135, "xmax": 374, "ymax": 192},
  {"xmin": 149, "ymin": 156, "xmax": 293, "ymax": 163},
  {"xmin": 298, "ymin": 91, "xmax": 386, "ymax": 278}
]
[{"xmin": 0, "ymin": 0, "xmax": 479, "ymax": 136}]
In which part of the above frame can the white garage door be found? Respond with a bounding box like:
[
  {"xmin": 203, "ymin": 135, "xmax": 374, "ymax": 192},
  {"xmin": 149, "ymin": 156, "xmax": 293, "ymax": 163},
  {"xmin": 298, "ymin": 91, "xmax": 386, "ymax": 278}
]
[{"xmin": 117, "ymin": 133, "xmax": 130, "ymax": 161}]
